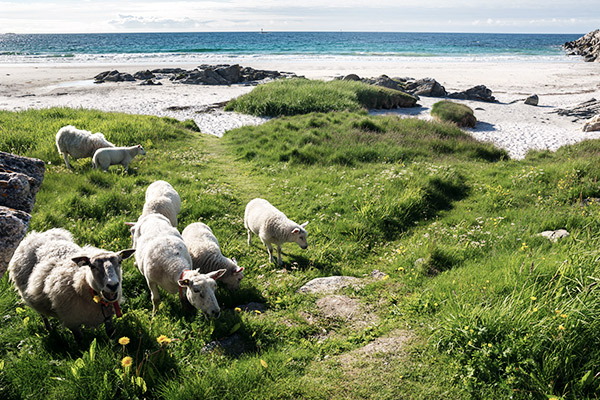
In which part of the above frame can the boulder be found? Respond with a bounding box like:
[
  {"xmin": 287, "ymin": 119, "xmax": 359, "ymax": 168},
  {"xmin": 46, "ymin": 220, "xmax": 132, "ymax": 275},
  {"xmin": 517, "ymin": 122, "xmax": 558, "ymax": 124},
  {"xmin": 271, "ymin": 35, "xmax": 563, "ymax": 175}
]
[
  {"xmin": 563, "ymin": 29, "xmax": 600, "ymax": 62},
  {"xmin": 365, "ymin": 75, "xmax": 405, "ymax": 92},
  {"xmin": 448, "ymin": 85, "xmax": 496, "ymax": 102},
  {"xmin": 0, "ymin": 152, "xmax": 45, "ymax": 278},
  {"xmin": 139, "ymin": 79, "xmax": 162, "ymax": 86},
  {"xmin": 297, "ymin": 276, "xmax": 362, "ymax": 295},
  {"xmin": 342, "ymin": 73, "xmax": 361, "ymax": 81},
  {"xmin": 552, "ymin": 98, "xmax": 600, "ymax": 121},
  {"xmin": 94, "ymin": 70, "xmax": 135, "ymax": 83},
  {"xmin": 538, "ymin": 229, "xmax": 570, "ymax": 243},
  {"xmin": 524, "ymin": 94, "xmax": 539, "ymax": 106},
  {"xmin": 133, "ymin": 70, "xmax": 155, "ymax": 80},
  {"xmin": 404, "ymin": 77, "xmax": 447, "ymax": 97},
  {"xmin": 151, "ymin": 68, "xmax": 186, "ymax": 74},
  {"xmin": 583, "ymin": 114, "xmax": 600, "ymax": 132},
  {"xmin": 215, "ymin": 64, "xmax": 242, "ymax": 83}
]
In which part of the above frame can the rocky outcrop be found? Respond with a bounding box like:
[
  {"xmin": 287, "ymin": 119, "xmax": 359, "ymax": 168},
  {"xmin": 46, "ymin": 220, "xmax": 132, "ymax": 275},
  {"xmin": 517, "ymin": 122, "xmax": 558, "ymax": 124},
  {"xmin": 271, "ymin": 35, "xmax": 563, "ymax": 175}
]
[
  {"xmin": 448, "ymin": 85, "xmax": 497, "ymax": 103},
  {"xmin": 538, "ymin": 229, "xmax": 570, "ymax": 243},
  {"xmin": 551, "ymin": 98, "xmax": 600, "ymax": 121},
  {"xmin": 563, "ymin": 29, "xmax": 600, "ymax": 62},
  {"xmin": 403, "ymin": 77, "xmax": 448, "ymax": 97},
  {"xmin": 0, "ymin": 152, "xmax": 45, "ymax": 278},
  {"xmin": 93, "ymin": 64, "xmax": 296, "ymax": 86},
  {"xmin": 583, "ymin": 114, "xmax": 600, "ymax": 132}
]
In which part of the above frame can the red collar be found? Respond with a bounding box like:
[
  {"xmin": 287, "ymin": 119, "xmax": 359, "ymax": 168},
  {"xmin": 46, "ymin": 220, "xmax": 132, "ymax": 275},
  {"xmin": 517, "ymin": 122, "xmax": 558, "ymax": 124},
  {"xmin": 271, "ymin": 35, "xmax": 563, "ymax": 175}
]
[{"xmin": 89, "ymin": 288, "xmax": 122, "ymax": 318}]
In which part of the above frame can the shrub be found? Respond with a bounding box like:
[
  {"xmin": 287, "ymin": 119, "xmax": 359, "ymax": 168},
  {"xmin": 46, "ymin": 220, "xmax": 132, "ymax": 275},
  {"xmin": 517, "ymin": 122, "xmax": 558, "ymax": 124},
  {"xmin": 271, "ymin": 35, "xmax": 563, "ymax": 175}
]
[{"xmin": 431, "ymin": 101, "xmax": 477, "ymax": 128}]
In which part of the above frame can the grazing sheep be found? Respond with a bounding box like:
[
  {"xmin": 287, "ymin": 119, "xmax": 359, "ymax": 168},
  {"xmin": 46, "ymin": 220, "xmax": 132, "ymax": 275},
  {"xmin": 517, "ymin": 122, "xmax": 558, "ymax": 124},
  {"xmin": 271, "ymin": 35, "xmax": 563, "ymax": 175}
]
[
  {"xmin": 142, "ymin": 180, "xmax": 181, "ymax": 227},
  {"xmin": 92, "ymin": 145, "xmax": 146, "ymax": 172},
  {"xmin": 182, "ymin": 222, "xmax": 244, "ymax": 291},
  {"xmin": 7, "ymin": 228, "xmax": 135, "ymax": 339},
  {"xmin": 132, "ymin": 213, "xmax": 225, "ymax": 316},
  {"xmin": 56, "ymin": 125, "xmax": 114, "ymax": 169},
  {"xmin": 244, "ymin": 198, "xmax": 308, "ymax": 265}
]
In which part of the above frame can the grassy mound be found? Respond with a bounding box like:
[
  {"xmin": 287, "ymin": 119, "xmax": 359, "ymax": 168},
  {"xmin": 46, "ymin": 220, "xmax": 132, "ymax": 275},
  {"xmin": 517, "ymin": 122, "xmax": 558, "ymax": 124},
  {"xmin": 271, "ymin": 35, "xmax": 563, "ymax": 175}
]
[
  {"xmin": 431, "ymin": 100, "xmax": 477, "ymax": 128},
  {"xmin": 224, "ymin": 78, "xmax": 417, "ymax": 117},
  {"xmin": 2, "ymin": 108, "xmax": 600, "ymax": 399}
]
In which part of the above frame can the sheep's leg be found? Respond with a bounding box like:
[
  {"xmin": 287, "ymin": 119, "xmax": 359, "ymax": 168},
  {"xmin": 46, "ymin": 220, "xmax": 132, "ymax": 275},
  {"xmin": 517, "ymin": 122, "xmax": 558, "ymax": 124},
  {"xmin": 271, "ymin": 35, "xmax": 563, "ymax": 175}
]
[
  {"xmin": 71, "ymin": 327, "xmax": 83, "ymax": 343},
  {"xmin": 63, "ymin": 153, "xmax": 72, "ymax": 169},
  {"xmin": 277, "ymin": 245, "xmax": 283, "ymax": 265},
  {"xmin": 105, "ymin": 319, "xmax": 115, "ymax": 337},
  {"xmin": 148, "ymin": 280, "xmax": 161, "ymax": 315},
  {"xmin": 41, "ymin": 315, "xmax": 51, "ymax": 331},
  {"xmin": 247, "ymin": 229, "xmax": 252, "ymax": 245},
  {"xmin": 266, "ymin": 243, "xmax": 275, "ymax": 264}
]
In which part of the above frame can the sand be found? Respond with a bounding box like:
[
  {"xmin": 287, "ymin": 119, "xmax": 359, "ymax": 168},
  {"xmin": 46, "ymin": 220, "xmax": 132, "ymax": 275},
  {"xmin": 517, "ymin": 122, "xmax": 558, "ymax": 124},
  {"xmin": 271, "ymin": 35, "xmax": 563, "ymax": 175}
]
[{"xmin": 1, "ymin": 59, "xmax": 599, "ymax": 159}]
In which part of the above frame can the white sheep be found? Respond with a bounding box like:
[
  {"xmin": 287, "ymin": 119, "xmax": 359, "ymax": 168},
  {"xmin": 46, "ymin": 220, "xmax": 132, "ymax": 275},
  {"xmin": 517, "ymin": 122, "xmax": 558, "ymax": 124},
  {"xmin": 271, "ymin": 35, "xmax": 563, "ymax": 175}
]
[
  {"xmin": 244, "ymin": 198, "xmax": 308, "ymax": 265},
  {"xmin": 92, "ymin": 145, "xmax": 146, "ymax": 173},
  {"xmin": 132, "ymin": 213, "xmax": 225, "ymax": 316},
  {"xmin": 7, "ymin": 228, "xmax": 135, "ymax": 339},
  {"xmin": 55, "ymin": 125, "xmax": 114, "ymax": 169},
  {"xmin": 141, "ymin": 180, "xmax": 181, "ymax": 227},
  {"xmin": 182, "ymin": 222, "xmax": 244, "ymax": 291}
]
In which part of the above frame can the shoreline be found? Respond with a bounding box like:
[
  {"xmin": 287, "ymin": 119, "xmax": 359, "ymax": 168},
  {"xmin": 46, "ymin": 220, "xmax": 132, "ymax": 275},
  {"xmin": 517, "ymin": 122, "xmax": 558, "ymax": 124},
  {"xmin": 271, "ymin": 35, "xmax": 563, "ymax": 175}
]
[{"xmin": 1, "ymin": 58, "xmax": 600, "ymax": 159}]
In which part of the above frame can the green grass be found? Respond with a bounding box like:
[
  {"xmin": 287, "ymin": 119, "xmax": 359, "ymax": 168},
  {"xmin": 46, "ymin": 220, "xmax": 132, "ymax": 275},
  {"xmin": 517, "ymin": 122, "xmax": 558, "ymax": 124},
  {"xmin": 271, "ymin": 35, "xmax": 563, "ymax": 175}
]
[
  {"xmin": 431, "ymin": 100, "xmax": 477, "ymax": 128},
  {"xmin": 224, "ymin": 78, "xmax": 417, "ymax": 117},
  {"xmin": 1, "ymin": 107, "xmax": 600, "ymax": 399}
]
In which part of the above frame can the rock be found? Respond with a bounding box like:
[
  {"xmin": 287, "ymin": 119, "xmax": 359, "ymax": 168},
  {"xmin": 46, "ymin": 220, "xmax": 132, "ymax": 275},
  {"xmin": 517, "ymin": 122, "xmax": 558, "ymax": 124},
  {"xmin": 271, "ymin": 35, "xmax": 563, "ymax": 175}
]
[
  {"xmin": 365, "ymin": 75, "xmax": 405, "ymax": 92},
  {"xmin": 552, "ymin": 98, "xmax": 600, "ymax": 121},
  {"xmin": 370, "ymin": 269, "xmax": 386, "ymax": 279},
  {"xmin": 0, "ymin": 152, "xmax": 45, "ymax": 278},
  {"xmin": 139, "ymin": 79, "xmax": 162, "ymax": 86},
  {"xmin": 538, "ymin": 229, "xmax": 570, "ymax": 243},
  {"xmin": 583, "ymin": 114, "xmax": 600, "ymax": 132},
  {"xmin": 0, "ymin": 208, "xmax": 30, "ymax": 278},
  {"xmin": 448, "ymin": 85, "xmax": 496, "ymax": 102},
  {"xmin": 151, "ymin": 68, "xmax": 186, "ymax": 74},
  {"xmin": 563, "ymin": 30, "xmax": 600, "ymax": 62},
  {"xmin": 524, "ymin": 94, "xmax": 539, "ymax": 106},
  {"xmin": 214, "ymin": 64, "xmax": 242, "ymax": 83},
  {"xmin": 316, "ymin": 295, "xmax": 362, "ymax": 320},
  {"xmin": 201, "ymin": 333, "xmax": 247, "ymax": 356},
  {"xmin": 94, "ymin": 70, "xmax": 135, "ymax": 83},
  {"xmin": 133, "ymin": 70, "xmax": 155, "ymax": 80},
  {"xmin": 298, "ymin": 276, "xmax": 362, "ymax": 295},
  {"xmin": 342, "ymin": 73, "xmax": 361, "ymax": 81},
  {"xmin": 404, "ymin": 77, "xmax": 447, "ymax": 97}
]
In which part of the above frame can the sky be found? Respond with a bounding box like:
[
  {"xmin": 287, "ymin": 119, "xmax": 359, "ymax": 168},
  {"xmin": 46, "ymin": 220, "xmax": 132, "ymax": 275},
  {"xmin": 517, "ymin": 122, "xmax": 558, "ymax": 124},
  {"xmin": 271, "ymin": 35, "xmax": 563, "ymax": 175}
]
[{"xmin": 1, "ymin": 0, "xmax": 599, "ymax": 34}]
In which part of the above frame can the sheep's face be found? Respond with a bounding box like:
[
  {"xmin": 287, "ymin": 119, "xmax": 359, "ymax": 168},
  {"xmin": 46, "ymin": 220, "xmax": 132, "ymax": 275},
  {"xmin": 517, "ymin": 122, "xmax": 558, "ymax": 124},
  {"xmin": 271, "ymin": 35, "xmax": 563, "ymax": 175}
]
[
  {"xmin": 178, "ymin": 269, "xmax": 226, "ymax": 318},
  {"xmin": 292, "ymin": 222, "xmax": 309, "ymax": 249},
  {"xmin": 221, "ymin": 261, "xmax": 244, "ymax": 291},
  {"xmin": 137, "ymin": 145, "xmax": 146, "ymax": 155},
  {"xmin": 73, "ymin": 249, "xmax": 135, "ymax": 303}
]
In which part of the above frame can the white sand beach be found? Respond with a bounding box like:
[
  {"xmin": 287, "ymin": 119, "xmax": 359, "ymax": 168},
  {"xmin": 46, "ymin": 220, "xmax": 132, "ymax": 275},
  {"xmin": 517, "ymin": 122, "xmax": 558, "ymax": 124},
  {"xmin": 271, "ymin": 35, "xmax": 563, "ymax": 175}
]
[{"xmin": 1, "ymin": 59, "xmax": 599, "ymax": 159}]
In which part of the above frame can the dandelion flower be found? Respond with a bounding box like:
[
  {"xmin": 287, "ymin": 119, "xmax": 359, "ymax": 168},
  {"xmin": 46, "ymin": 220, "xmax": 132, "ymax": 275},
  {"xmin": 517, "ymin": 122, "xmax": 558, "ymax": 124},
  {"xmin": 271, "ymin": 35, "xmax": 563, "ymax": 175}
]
[
  {"xmin": 530, "ymin": 296, "xmax": 537, "ymax": 301},
  {"xmin": 533, "ymin": 307, "xmax": 538, "ymax": 312},
  {"xmin": 93, "ymin": 295, "xmax": 101, "ymax": 304},
  {"xmin": 488, "ymin": 343, "xmax": 492, "ymax": 348},
  {"xmin": 558, "ymin": 325, "xmax": 565, "ymax": 331},
  {"xmin": 118, "ymin": 336, "xmax": 130, "ymax": 346},
  {"xmin": 561, "ymin": 314, "xmax": 567, "ymax": 318},
  {"xmin": 156, "ymin": 335, "xmax": 172, "ymax": 344},
  {"xmin": 121, "ymin": 356, "xmax": 133, "ymax": 368},
  {"xmin": 234, "ymin": 307, "xmax": 241, "ymax": 313},
  {"xmin": 254, "ymin": 310, "xmax": 262, "ymax": 315}
]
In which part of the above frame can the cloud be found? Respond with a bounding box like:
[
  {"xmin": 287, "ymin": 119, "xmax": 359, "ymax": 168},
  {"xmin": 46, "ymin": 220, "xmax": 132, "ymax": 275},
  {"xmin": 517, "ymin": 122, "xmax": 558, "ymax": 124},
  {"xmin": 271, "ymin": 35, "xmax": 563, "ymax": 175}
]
[{"xmin": 108, "ymin": 14, "xmax": 207, "ymax": 30}]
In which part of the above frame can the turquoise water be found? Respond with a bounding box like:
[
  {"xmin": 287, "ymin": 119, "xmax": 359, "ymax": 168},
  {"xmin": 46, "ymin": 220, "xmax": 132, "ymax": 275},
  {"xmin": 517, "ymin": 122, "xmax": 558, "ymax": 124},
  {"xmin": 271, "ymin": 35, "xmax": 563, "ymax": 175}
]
[{"xmin": 0, "ymin": 31, "xmax": 582, "ymax": 63}]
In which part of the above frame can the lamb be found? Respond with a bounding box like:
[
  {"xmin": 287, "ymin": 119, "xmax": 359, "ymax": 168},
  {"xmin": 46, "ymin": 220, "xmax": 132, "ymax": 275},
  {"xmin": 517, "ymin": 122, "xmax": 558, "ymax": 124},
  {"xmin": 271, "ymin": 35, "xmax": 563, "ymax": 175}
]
[
  {"xmin": 92, "ymin": 144, "xmax": 146, "ymax": 172},
  {"xmin": 56, "ymin": 125, "xmax": 114, "ymax": 169},
  {"xmin": 132, "ymin": 213, "xmax": 225, "ymax": 316},
  {"xmin": 182, "ymin": 222, "xmax": 244, "ymax": 291},
  {"xmin": 141, "ymin": 180, "xmax": 181, "ymax": 227},
  {"xmin": 7, "ymin": 228, "xmax": 135, "ymax": 339},
  {"xmin": 244, "ymin": 198, "xmax": 308, "ymax": 265}
]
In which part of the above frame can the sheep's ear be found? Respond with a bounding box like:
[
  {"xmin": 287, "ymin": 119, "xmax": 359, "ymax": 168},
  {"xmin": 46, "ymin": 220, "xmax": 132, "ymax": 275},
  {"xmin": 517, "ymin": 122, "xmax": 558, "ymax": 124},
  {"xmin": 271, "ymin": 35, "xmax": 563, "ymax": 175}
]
[
  {"xmin": 208, "ymin": 269, "xmax": 227, "ymax": 281},
  {"xmin": 292, "ymin": 227, "xmax": 300, "ymax": 234},
  {"xmin": 300, "ymin": 221, "xmax": 309, "ymax": 228},
  {"xmin": 231, "ymin": 257, "xmax": 237, "ymax": 264},
  {"xmin": 72, "ymin": 256, "xmax": 91, "ymax": 267},
  {"xmin": 118, "ymin": 249, "xmax": 136, "ymax": 260},
  {"xmin": 178, "ymin": 279, "xmax": 191, "ymax": 288},
  {"xmin": 235, "ymin": 266, "xmax": 244, "ymax": 274}
]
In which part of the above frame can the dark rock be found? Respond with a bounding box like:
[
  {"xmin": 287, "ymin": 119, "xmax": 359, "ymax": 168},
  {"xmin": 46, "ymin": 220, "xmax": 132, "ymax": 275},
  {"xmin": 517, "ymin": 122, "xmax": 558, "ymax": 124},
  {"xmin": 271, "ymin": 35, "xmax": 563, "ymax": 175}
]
[
  {"xmin": 365, "ymin": 75, "xmax": 405, "ymax": 91},
  {"xmin": 133, "ymin": 70, "xmax": 155, "ymax": 80},
  {"xmin": 0, "ymin": 152, "xmax": 45, "ymax": 278},
  {"xmin": 215, "ymin": 64, "xmax": 242, "ymax": 83},
  {"xmin": 551, "ymin": 98, "xmax": 600, "ymax": 121},
  {"xmin": 448, "ymin": 85, "xmax": 496, "ymax": 102},
  {"xmin": 151, "ymin": 68, "xmax": 186, "ymax": 74},
  {"xmin": 524, "ymin": 94, "xmax": 539, "ymax": 106},
  {"xmin": 201, "ymin": 333, "xmax": 248, "ymax": 356},
  {"xmin": 342, "ymin": 73, "xmax": 361, "ymax": 81},
  {"xmin": 563, "ymin": 30, "xmax": 600, "ymax": 62},
  {"xmin": 404, "ymin": 77, "xmax": 448, "ymax": 97},
  {"xmin": 139, "ymin": 79, "xmax": 162, "ymax": 86},
  {"xmin": 94, "ymin": 70, "xmax": 135, "ymax": 83}
]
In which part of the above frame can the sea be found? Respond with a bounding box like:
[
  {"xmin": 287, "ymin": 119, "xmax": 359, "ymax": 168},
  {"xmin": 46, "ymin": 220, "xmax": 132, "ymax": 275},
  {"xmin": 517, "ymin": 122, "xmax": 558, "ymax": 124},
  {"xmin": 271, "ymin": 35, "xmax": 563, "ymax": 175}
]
[{"xmin": 0, "ymin": 31, "xmax": 583, "ymax": 65}]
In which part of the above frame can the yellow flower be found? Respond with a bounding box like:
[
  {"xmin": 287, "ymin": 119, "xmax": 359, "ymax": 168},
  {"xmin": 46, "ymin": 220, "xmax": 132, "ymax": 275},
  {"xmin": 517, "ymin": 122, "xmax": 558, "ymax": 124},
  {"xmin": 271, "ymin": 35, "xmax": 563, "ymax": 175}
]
[
  {"xmin": 530, "ymin": 296, "xmax": 537, "ymax": 301},
  {"xmin": 560, "ymin": 314, "xmax": 567, "ymax": 319},
  {"xmin": 558, "ymin": 325, "xmax": 565, "ymax": 331},
  {"xmin": 118, "ymin": 336, "xmax": 130, "ymax": 346},
  {"xmin": 234, "ymin": 307, "xmax": 241, "ymax": 312},
  {"xmin": 254, "ymin": 310, "xmax": 262, "ymax": 315},
  {"xmin": 93, "ymin": 295, "xmax": 101, "ymax": 304},
  {"xmin": 121, "ymin": 356, "xmax": 133, "ymax": 368},
  {"xmin": 533, "ymin": 307, "xmax": 538, "ymax": 312},
  {"xmin": 487, "ymin": 343, "xmax": 492, "ymax": 348},
  {"xmin": 156, "ymin": 335, "xmax": 172, "ymax": 344}
]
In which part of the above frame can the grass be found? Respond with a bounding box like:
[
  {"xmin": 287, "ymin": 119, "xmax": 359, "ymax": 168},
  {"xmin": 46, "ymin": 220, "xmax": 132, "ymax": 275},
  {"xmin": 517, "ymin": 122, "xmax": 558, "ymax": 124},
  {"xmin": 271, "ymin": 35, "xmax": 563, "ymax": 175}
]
[
  {"xmin": 431, "ymin": 100, "xmax": 477, "ymax": 128},
  {"xmin": 224, "ymin": 78, "xmax": 417, "ymax": 117},
  {"xmin": 1, "ymin": 107, "xmax": 600, "ymax": 399}
]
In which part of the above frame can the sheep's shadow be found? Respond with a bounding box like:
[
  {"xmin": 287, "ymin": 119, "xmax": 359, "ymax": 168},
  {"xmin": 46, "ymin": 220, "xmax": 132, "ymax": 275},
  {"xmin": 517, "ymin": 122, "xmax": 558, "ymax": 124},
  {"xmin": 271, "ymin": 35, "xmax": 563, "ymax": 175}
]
[{"xmin": 282, "ymin": 253, "xmax": 341, "ymax": 274}]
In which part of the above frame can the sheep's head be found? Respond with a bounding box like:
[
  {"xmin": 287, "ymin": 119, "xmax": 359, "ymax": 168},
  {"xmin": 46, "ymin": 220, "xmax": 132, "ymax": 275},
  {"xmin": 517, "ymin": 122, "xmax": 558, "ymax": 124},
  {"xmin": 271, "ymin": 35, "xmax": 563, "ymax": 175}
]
[
  {"xmin": 73, "ymin": 249, "xmax": 135, "ymax": 303},
  {"xmin": 220, "ymin": 259, "xmax": 244, "ymax": 291},
  {"xmin": 292, "ymin": 221, "xmax": 309, "ymax": 249},
  {"xmin": 178, "ymin": 269, "xmax": 226, "ymax": 318},
  {"xmin": 136, "ymin": 145, "xmax": 146, "ymax": 155}
]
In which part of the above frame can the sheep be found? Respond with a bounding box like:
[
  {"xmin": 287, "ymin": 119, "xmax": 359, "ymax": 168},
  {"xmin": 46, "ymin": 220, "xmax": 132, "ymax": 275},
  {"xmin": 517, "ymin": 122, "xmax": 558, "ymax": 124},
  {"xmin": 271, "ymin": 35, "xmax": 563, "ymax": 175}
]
[
  {"xmin": 7, "ymin": 228, "xmax": 135, "ymax": 339},
  {"xmin": 182, "ymin": 222, "xmax": 244, "ymax": 291},
  {"xmin": 56, "ymin": 125, "xmax": 114, "ymax": 169},
  {"xmin": 244, "ymin": 198, "xmax": 308, "ymax": 265},
  {"xmin": 132, "ymin": 213, "xmax": 226, "ymax": 316},
  {"xmin": 141, "ymin": 180, "xmax": 181, "ymax": 227},
  {"xmin": 92, "ymin": 145, "xmax": 146, "ymax": 173}
]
